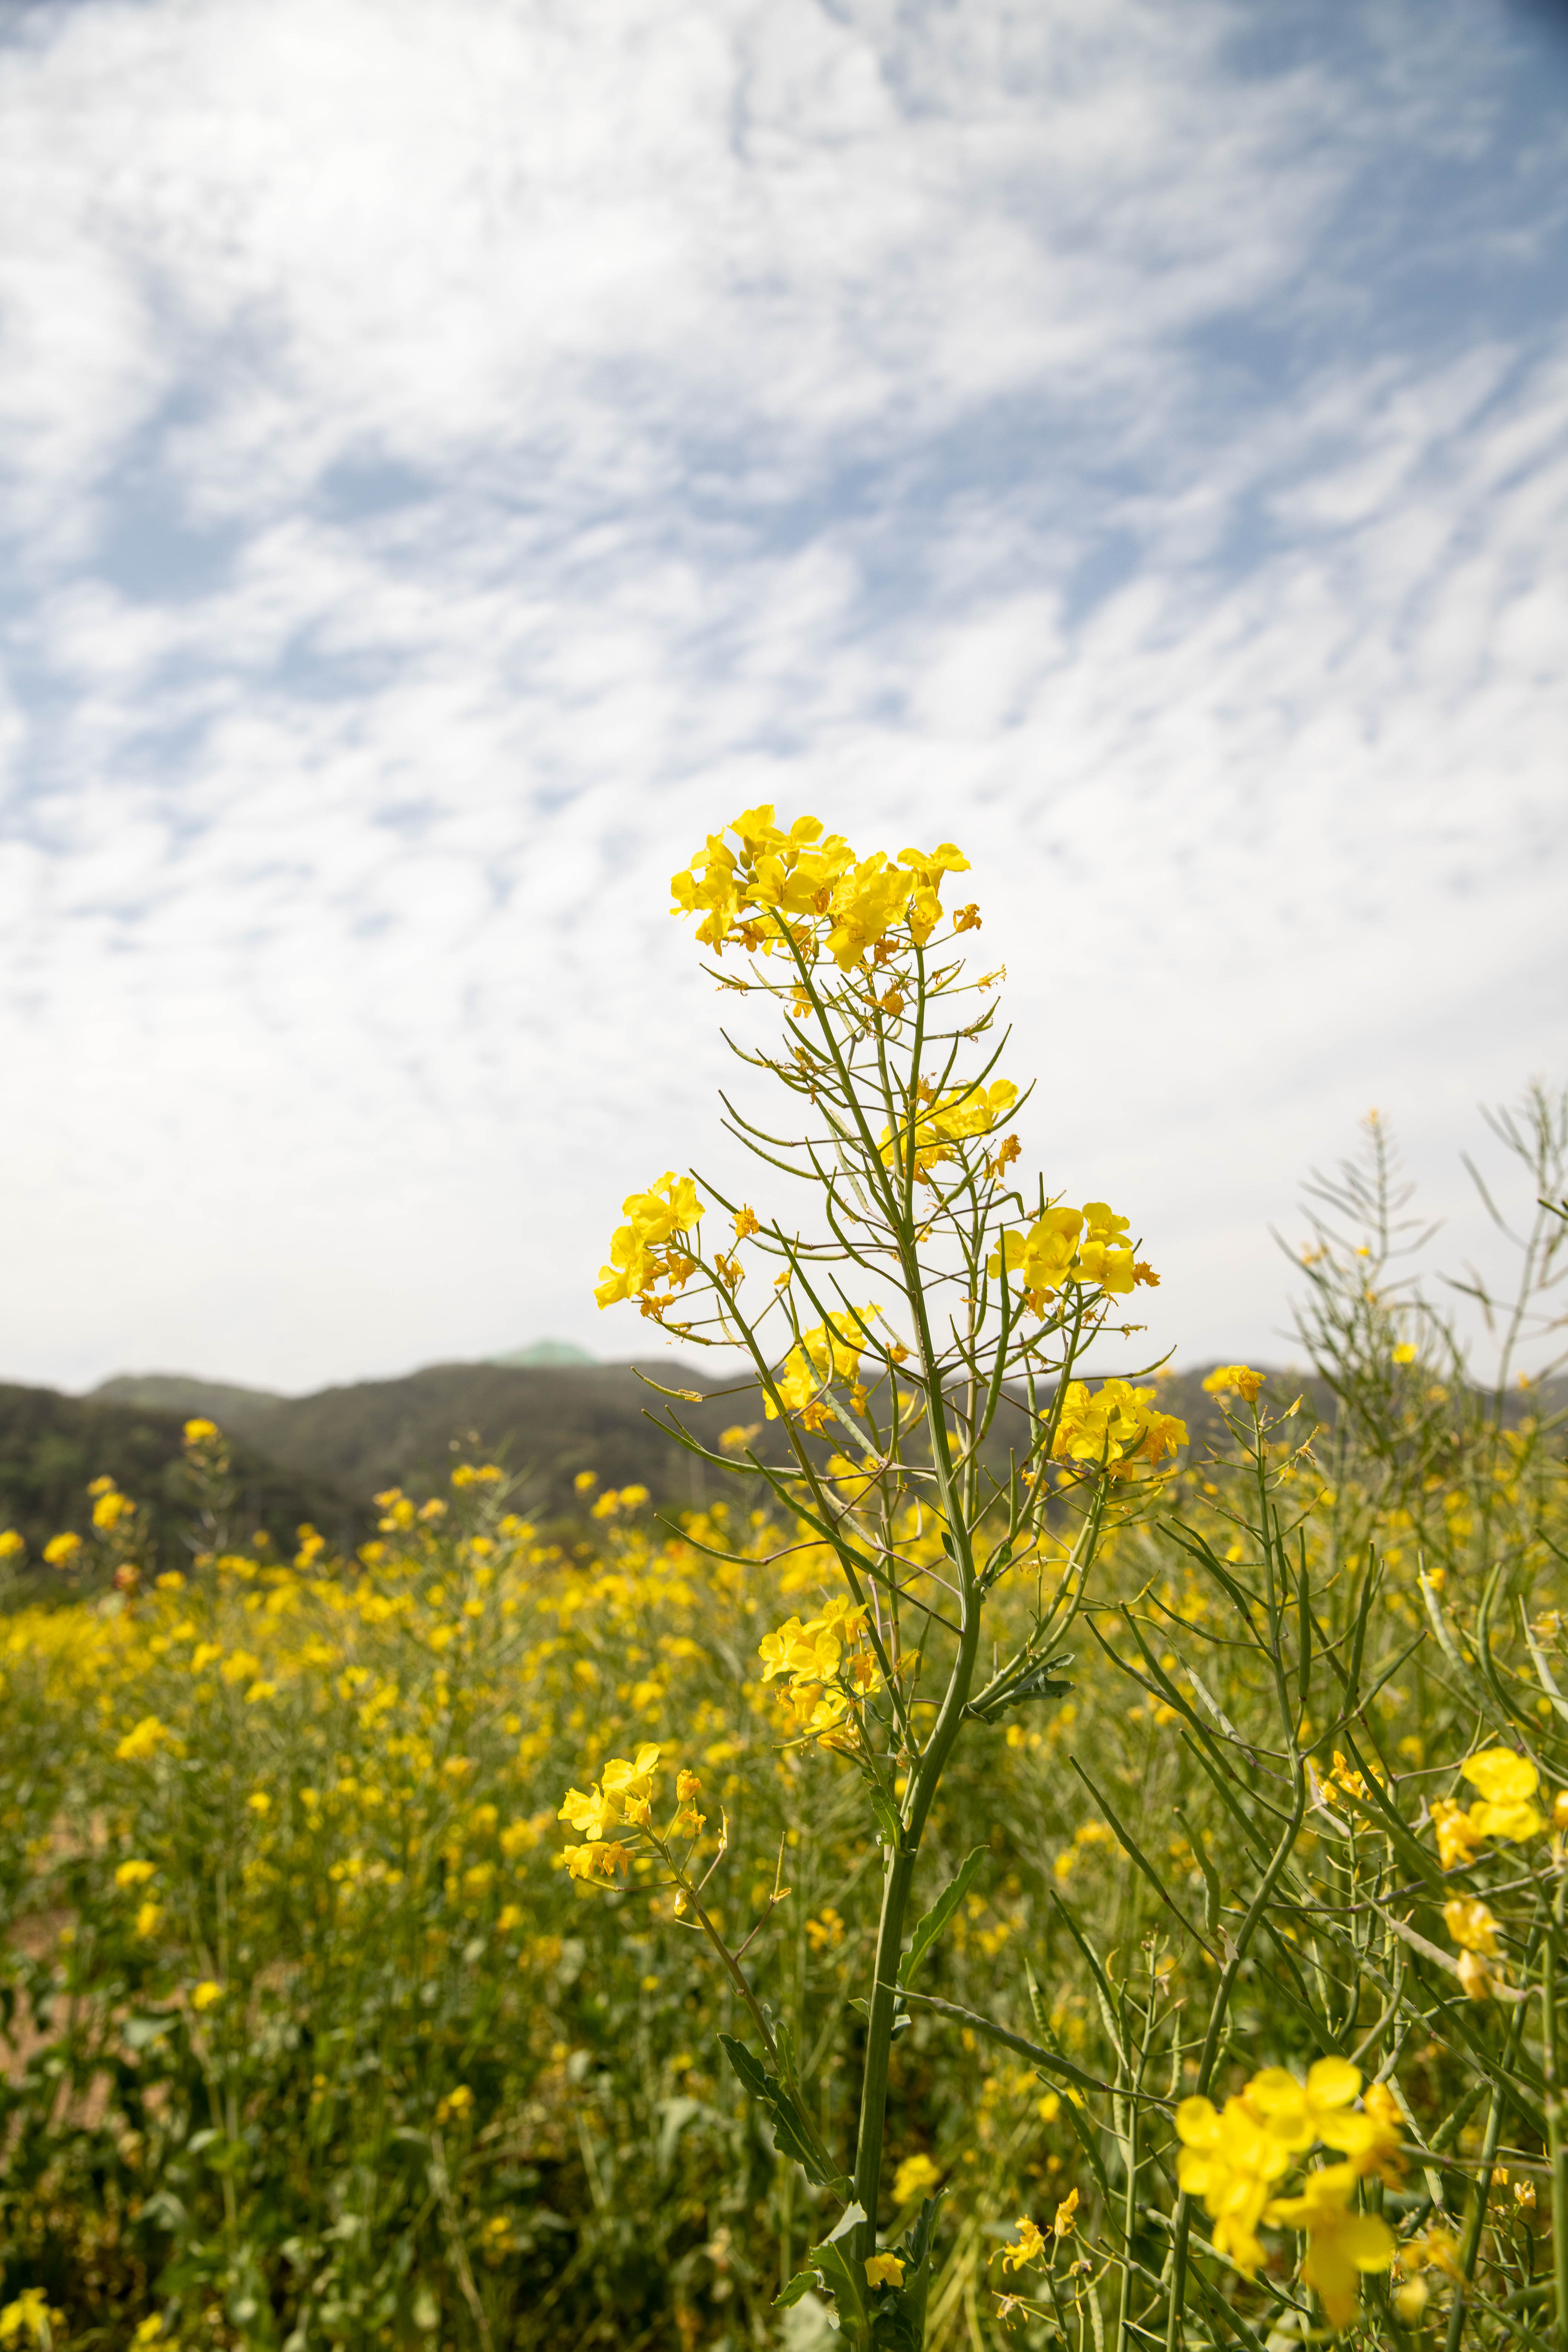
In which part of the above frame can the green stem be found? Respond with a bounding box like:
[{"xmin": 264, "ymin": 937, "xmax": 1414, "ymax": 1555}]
[{"xmin": 1547, "ymin": 1920, "xmax": 1568, "ymax": 2352}]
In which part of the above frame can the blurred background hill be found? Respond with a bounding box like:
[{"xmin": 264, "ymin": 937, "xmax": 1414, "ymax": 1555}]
[{"xmin": 0, "ymin": 1357, "xmax": 1289, "ymax": 1569}]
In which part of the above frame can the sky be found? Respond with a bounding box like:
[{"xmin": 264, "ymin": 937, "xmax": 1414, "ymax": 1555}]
[{"xmin": 0, "ymin": 0, "xmax": 1565, "ymax": 1397}]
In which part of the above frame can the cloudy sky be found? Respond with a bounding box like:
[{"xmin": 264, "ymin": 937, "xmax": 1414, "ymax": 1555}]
[{"xmin": 0, "ymin": 0, "xmax": 1564, "ymax": 1396}]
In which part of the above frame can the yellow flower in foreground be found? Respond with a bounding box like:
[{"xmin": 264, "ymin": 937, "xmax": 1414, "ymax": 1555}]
[
  {"xmin": 115, "ymin": 1859, "xmax": 157, "ymax": 1890},
  {"xmin": 1335, "ymin": 2080, "xmax": 1407, "ymax": 2185},
  {"xmin": 1265, "ymin": 2162, "xmax": 1395, "ymax": 2331},
  {"xmin": 1175, "ymin": 2095, "xmax": 1291, "ymax": 2273},
  {"xmin": 893, "ymin": 2152, "xmax": 942, "ymax": 2205},
  {"xmin": 191, "ymin": 1980, "xmax": 223, "ymax": 2012},
  {"xmin": 864, "ymin": 2254, "xmax": 904, "ymax": 2291},
  {"xmin": 992, "ymin": 2218, "xmax": 1046, "ymax": 2274},
  {"xmin": 0, "ymin": 2288, "xmax": 58, "ymax": 2346},
  {"xmin": 1052, "ymin": 2187, "xmax": 1080, "ymax": 2239},
  {"xmin": 1459, "ymin": 1747, "xmax": 1544, "ymax": 1841},
  {"xmin": 1245, "ymin": 2056, "xmax": 1361, "ymax": 2152},
  {"xmin": 1202, "ymin": 1364, "xmax": 1265, "ymax": 1402}
]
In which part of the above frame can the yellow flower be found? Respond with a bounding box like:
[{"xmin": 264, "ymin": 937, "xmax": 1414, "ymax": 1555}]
[
  {"xmin": 183, "ymin": 1417, "xmax": 220, "ymax": 1447},
  {"xmin": 115, "ymin": 1859, "xmax": 157, "ymax": 1890},
  {"xmin": 247, "ymin": 1790, "xmax": 271, "ymax": 1814},
  {"xmin": 116, "ymin": 1715, "xmax": 172, "ymax": 1762},
  {"xmin": 563, "ymin": 1840, "xmax": 630, "ymax": 1882},
  {"xmin": 1049, "ymin": 1380, "xmax": 1187, "ymax": 1475},
  {"xmin": 559, "ymin": 1785, "xmax": 619, "ymax": 1842},
  {"xmin": 864, "ymin": 2253, "xmax": 904, "ymax": 2290},
  {"xmin": 893, "ymin": 2152, "xmax": 942, "ymax": 2205},
  {"xmin": 1202, "ymin": 1365, "xmax": 1265, "ymax": 1403},
  {"xmin": 1245, "ymin": 2055, "xmax": 1362, "ymax": 2152},
  {"xmin": 992, "ymin": 2216, "xmax": 1047, "ymax": 2272},
  {"xmin": 133, "ymin": 1900, "xmax": 163, "ymax": 1939},
  {"xmin": 882, "ymin": 1081, "xmax": 1017, "ymax": 1178},
  {"xmin": 1430, "ymin": 1797, "xmax": 1485, "ymax": 1870},
  {"xmin": 1443, "ymin": 1896, "xmax": 1500, "ymax": 1955},
  {"xmin": 1052, "ymin": 2187, "xmax": 1080, "ymax": 2239},
  {"xmin": 92, "ymin": 1488, "xmax": 132, "ymax": 1531},
  {"xmin": 133, "ymin": 2319, "xmax": 165, "ymax": 2347},
  {"xmin": 0, "ymin": 2288, "xmax": 59, "ymax": 2347},
  {"xmin": 1332, "ymin": 2080, "xmax": 1406, "ymax": 2185},
  {"xmin": 1174, "ymin": 2095, "xmax": 1291, "ymax": 2274},
  {"xmin": 594, "ymin": 1171, "xmax": 705, "ymax": 1308},
  {"xmin": 1265, "ymin": 2162, "xmax": 1395, "ymax": 2331},
  {"xmin": 191, "ymin": 1980, "xmax": 223, "ymax": 2011},
  {"xmin": 1457, "ymin": 1949, "xmax": 1495, "ymax": 2003},
  {"xmin": 1403, "ymin": 2225, "xmax": 1461, "ymax": 2281},
  {"xmin": 0, "ymin": 1529, "xmax": 23, "ymax": 1559},
  {"xmin": 1459, "ymin": 1747, "xmax": 1544, "ymax": 1841},
  {"xmin": 43, "ymin": 1532, "xmax": 82, "ymax": 1567},
  {"xmin": 436, "ymin": 2085, "xmax": 473, "ymax": 2125},
  {"xmin": 1392, "ymin": 1342, "xmax": 1417, "ymax": 1364}
]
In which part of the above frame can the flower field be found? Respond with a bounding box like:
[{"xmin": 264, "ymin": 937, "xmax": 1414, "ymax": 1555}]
[{"xmin": 2, "ymin": 808, "xmax": 1566, "ymax": 2352}]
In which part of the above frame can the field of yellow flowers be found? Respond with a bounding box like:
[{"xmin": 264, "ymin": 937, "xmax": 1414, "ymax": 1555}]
[
  {"xmin": 2, "ymin": 788, "xmax": 1566, "ymax": 2352},
  {"xmin": 1, "ymin": 1277, "xmax": 1566, "ymax": 2352}
]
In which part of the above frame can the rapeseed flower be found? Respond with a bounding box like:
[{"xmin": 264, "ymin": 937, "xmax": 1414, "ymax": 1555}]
[
  {"xmin": 992, "ymin": 2216, "xmax": 1047, "ymax": 2272},
  {"xmin": 893, "ymin": 2152, "xmax": 941, "ymax": 2205},
  {"xmin": 1459, "ymin": 1746, "xmax": 1544, "ymax": 1841},
  {"xmin": 1174, "ymin": 2093, "xmax": 1291, "ymax": 2272},
  {"xmin": 864, "ymin": 2253, "xmax": 904, "ymax": 2290},
  {"xmin": 116, "ymin": 1715, "xmax": 172, "ymax": 1762},
  {"xmin": 1265, "ymin": 2162, "xmax": 1395, "ymax": 2331}
]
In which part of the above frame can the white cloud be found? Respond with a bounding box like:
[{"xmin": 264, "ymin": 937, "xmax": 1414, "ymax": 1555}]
[{"xmin": 0, "ymin": 0, "xmax": 1564, "ymax": 1392}]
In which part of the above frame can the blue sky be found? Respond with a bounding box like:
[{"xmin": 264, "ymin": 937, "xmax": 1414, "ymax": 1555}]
[{"xmin": 0, "ymin": 0, "xmax": 1565, "ymax": 1393}]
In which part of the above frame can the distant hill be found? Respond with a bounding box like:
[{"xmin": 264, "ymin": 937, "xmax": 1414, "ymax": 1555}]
[
  {"xmin": 94, "ymin": 1372, "xmax": 286, "ymax": 1422},
  {"xmin": 91, "ymin": 1360, "xmax": 763, "ymax": 1521},
  {"xmin": 0, "ymin": 1383, "xmax": 358, "ymax": 1595}
]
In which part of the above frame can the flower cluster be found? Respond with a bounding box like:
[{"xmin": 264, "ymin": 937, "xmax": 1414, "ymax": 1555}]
[
  {"xmin": 669, "ymin": 805, "xmax": 971, "ymax": 967},
  {"xmin": 557, "ymin": 1744, "xmax": 705, "ymax": 1880},
  {"xmin": 1051, "ymin": 1380, "xmax": 1188, "ymax": 1477},
  {"xmin": 594, "ymin": 1171, "xmax": 704, "ymax": 1312},
  {"xmin": 1176, "ymin": 2059, "xmax": 1400, "ymax": 2327},
  {"xmin": 758, "ymin": 1597, "xmax": 880, "ymax": 1748},
  {"xmin": 880, "ymin": 1080, "xmax": 1018, "ymax": 1181},
  {"xmin": 989, "ymin": 1201, "xmax": 1157, "ymax": 1307},
  {"xmin": 1202, "ymin": 1364, "xmax": 1266, "ymax": 1403},
  {"xmin": 764, "ymin": 1308, "xmax": 882, "ymax": 1431},
  {"xmin": 1430, "ymin": 1745, "xmax": 1546, "ymax": 1867}
]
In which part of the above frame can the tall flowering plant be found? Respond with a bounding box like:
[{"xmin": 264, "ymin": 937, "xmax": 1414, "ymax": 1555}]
[{"xmin": 565, "ymin": 810, "xmax": 1184, "ymax": 2347}]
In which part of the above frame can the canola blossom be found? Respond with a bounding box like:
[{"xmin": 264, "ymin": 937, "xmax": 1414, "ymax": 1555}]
[
  {"xmin": 1176, "ymin": 2061, "xmax": 1400, "ymax": 2326},
  {"xmin": 668, "ymin": 806, "xmax": 970, "ymax": 967}
]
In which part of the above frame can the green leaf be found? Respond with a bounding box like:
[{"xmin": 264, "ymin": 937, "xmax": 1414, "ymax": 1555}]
[
  {"xmin": 774, "ymin": 2271, "xmax": 819, "ymax": 2310},
  {"xmin": 897, "ymin": 1848, "xmax": 986, "ymax": 1988},
  {"xmin": 717, "ymin": 2032, "xmax": 768, "ymax": 2102},
  {"xmin": 966, "ymin": 1651, "xmax": 1073, "ymax": 1722},
  {"xmin": 718, "ymin": 2033, "xmax": 850, "ymax": 2194}
]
